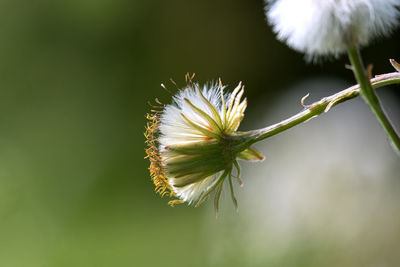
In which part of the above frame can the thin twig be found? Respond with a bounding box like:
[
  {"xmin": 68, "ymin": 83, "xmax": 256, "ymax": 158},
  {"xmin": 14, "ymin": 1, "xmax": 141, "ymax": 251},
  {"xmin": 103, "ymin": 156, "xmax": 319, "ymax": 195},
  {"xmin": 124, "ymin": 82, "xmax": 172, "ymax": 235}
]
[{"xmin": 233, "ymin": 72, "xmax": 400, "ymax": 149}]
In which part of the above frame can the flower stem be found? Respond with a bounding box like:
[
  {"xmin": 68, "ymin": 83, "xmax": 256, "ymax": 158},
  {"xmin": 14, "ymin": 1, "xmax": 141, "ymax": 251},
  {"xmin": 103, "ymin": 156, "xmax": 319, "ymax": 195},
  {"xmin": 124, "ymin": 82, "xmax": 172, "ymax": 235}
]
[
  {"xmin": 233, "ymin": 72, "xmax": 400, "ymax": 151},
  {"xmin": 347, "ymin": 46, "xmax": 400, "ymax": 152}
]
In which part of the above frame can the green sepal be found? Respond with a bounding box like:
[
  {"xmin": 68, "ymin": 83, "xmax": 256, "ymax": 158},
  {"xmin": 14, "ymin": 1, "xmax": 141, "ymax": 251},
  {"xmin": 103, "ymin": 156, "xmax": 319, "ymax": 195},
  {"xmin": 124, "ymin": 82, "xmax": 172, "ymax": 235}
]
[
  {"xmin": 173, "ymin": 171, "xmax": 216, "ymax": 187},
  {"xmin": 237, "ymin": 146, "xmax": 264, "ymax": 162},
  {"xmin": 195, "ymin": 171, "xmax": 227, "ymax": 208},
  {"xmin": 181, "ymin": 113, "xmax": 220, "ymax": 140},
  {"xmin": 196, "ymin": 86, "xmax": 223, "ymax": 129},
  {"xmin": 165, "ymin": 140, "xmax": 220, "ymax": 155},
  {"xmin": 214, "ymin": 179, "xmax": 224, "ymax": 218},
  {"xmin": 183, "ymin": 98, "xmax": 222, "ymax": 134}
]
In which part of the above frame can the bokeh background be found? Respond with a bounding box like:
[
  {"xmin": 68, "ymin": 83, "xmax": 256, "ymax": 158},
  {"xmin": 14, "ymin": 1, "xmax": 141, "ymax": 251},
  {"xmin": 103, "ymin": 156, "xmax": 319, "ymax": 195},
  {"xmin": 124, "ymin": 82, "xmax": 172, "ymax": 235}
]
[{"xmin": 0, "ymin": 1, "xmax": 399, "ymax": 266}]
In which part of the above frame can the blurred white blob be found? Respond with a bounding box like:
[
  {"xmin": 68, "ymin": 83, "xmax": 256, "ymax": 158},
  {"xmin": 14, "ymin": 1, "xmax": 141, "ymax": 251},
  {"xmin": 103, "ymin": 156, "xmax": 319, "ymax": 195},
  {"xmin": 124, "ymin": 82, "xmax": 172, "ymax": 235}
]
[
  {"xmin": 265, "ymin": 0, "xmax": 400, "ymax": 60},
  {"xmin": 204, "ymin": 78, "xmax": 400, "ymax": 266}
]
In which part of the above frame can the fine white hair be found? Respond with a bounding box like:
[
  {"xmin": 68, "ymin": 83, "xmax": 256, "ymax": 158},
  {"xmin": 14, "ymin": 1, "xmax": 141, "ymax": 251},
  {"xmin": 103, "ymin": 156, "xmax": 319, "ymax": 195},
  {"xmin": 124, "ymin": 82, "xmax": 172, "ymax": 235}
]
[
  {"xmin": 159, "ymin": 84, "xmax": 225, "ymax": 204},
  {"xmin": 265, "ymin": 0, "xmax": 400, "ymax": 60},
  {"xmin": 158, "ymin": 82, "xmax": 247, "ymax": 205}
]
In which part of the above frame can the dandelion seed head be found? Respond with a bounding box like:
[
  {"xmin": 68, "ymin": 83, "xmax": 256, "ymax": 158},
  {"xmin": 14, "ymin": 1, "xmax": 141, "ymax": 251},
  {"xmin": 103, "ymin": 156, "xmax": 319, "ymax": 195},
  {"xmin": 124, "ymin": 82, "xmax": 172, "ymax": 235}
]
[{"xmin": 265, "ymin": 0, "xmax": 400, "ymax": 60}]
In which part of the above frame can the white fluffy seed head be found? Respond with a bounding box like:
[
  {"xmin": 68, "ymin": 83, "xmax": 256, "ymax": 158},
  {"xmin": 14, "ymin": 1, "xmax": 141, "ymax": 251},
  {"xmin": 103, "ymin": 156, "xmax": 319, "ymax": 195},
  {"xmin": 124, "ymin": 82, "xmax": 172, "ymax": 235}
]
[{"xmin": 265, "ymin": 0, "xmax": 400, "ymax": 60}]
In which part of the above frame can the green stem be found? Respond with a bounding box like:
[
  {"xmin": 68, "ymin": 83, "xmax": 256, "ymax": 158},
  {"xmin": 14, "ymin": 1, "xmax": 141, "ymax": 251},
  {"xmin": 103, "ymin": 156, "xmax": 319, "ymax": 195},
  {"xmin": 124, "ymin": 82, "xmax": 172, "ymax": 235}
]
[
  {"xmin": 347, "ymin": 46, "xmax": 400, "ymax": 152},
  {"xmin": 233, "ymin": 72, "xmax": 400, "ymax": 151}
]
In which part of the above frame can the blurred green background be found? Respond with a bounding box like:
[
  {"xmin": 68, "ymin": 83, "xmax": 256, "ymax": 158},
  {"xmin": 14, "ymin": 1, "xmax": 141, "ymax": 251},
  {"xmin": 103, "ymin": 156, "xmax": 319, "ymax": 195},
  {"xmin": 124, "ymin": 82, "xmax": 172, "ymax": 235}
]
[{"xmin": 0, "ymin": 1, "xmax": 399, "ymax": 266}]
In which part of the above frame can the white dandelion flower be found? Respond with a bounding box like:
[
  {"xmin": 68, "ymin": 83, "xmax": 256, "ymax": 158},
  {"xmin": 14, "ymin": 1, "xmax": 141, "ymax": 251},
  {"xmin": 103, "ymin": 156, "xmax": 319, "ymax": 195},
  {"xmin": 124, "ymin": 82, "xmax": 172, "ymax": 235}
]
[
  {"xmin": 145, "ymin": 79, "xmax": 264, "ymax": 213},
  {"xmin": 265, "ymin": 0, "xmax": 400, "ymax": 59}
]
